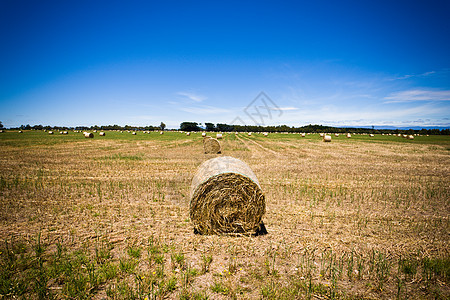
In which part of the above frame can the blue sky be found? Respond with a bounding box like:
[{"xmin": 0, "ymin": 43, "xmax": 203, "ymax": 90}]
[{"xmin": 1, "ymin": 0, "xmax": 449, "ymax": 129}]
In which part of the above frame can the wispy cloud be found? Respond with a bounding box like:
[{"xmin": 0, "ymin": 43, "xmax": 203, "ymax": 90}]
[
  {"xmin": 391, "ymin": 71, "xmax": 436, "ymax": 80},
  {"xmin": 271, "ymin": 106, "xmax": 299, "ymax": 111},
  {"xmin": 384, "ymin": 89, "xmax": 450, "ymax": 103},
  {"xmin": 177, "ymin": 91, "xmax": 207, "ymax": 102}
]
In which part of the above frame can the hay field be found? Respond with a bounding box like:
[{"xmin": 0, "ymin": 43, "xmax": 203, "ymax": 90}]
[{"xmin": 0, "ymin": 130, "xmax": 449, "ymax": 299}]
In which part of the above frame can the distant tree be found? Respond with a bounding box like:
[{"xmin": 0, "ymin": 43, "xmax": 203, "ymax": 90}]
[
  {"xmin": 205, "ymin": 122, "xmax": 215, "ymax": 131},
  {"xmin": 0, "ymin": 121, "xmax": 3, "ymax": 129},
  {"xmin": 160, "ymin": 122, "xmax": 166, "ymax": 131},
  {"xmin": 180, "ymin": 122, "xmax": 200, "ymax": 131}
]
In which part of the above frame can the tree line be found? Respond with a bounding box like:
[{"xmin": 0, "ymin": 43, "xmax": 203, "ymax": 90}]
[{"xmin": 2, "ymin": 121, "xmax": 449, "ymax": 135}]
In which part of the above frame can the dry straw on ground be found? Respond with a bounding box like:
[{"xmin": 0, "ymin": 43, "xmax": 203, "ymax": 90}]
[
  {"xmin": 203, "ymin": 137, "xmax": 221, "ymax": 154},
  {"xmin": 190, "ymin": 156, "xmax": 265, "ymax": 235}
]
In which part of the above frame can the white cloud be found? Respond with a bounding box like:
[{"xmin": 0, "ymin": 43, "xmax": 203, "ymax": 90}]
[
  {"xmin": 271, "ymin": 106, "xmax": 299, "ymax": 111},
  {"xmin": 392, "ymin": 71, "xmax": 436, "ymax": 80},
  {"xmin": 177, "ymin": 91, "xmax": 207, "ymax": 102},
  {"xmin": 384, "ymin": 89, "xmax": 450, "ymax": 103}
]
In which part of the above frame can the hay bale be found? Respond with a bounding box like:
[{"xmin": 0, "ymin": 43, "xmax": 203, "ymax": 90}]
[
  {"xmin": 203, "ymin": 137, "xmax": 221, "ymax": 154},
  {"xmin": 323, "ymin": 135, "xmax": 331, "ymax": 142},
  {"xmin": 248, "ymin": 132, "xmax": 252, "ymax": 136},
  {"xmin": 407, "ymin": 135, "xmax": 414, "ymax": 140},
  {"xmin": 370, "ymin": 134, "xmax": 375, "ymax": 137},
  {"xmin": 190, "ymin": 156, "xmax": 266, "ymax": 235},
  {"xmin": 334, "ymin": 133, "xmax": 339, "ymax": 137},
  {"xmin": 63, "ymin": 131, "xmax": 68, "ymax": 135},
  {"xmin": 347, "ymin": 133, "xmax": 351, "ymax": 138},
  {"xmin": 263, "ymin": 132, "xmax": 268, "ymax": 137},
  {"xmin": 216, "ymin": 133, "xmax": 223, "ymax": 139},
  {"xmin": 319, "ymin": 133, "xmax": 324, "ymax": 137},
  {"xmin": 160, "ymin": 131, "xmax": 164, "ymax": 135},
  {"xmin": 0, "ymin": 130, "xmax": 3, "ymax": 133},
  {"xmin": 202, "ymin": 132, "xmax": 206, "ymax": 137},
  {"xmin": 18, "ymin": 130, "xmax": 23, "ymax": 133},
  {"xmin": 99, "ymin": 132, "xmax": 105, "ymax": 136},
  {"xmin": 84, "ymin": 132, "xmax": 94, "ymax": 138},
  {"xmin": 48, "ymin": 131, "xmax": 53, "ymax": 135},
  {"xmin": 301, "ymin": 133, "xmax": 306, "ymax": 137},
  {"xmin": 186, "ymin": 132, "xmax": 191, "ymax": 136}
]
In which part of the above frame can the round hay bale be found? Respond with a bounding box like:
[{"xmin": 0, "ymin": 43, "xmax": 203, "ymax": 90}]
[
  {"xmin": 334, "ymin": 133, "xmax": 339, "ymax": 137},
  {"xmin": 190, "ymin": 156, "xmax": 266, "ymax": 235},
  {"xmin": 203, "ymin": 137, "xmax": 221, "ymax": 154},
  {"xmin": 216, "ymin": 133, "xmax": 223, "ymax": 139},
  {"xmin": 370, "ymin": 134, "xmax": 375, "ymax": 137},
  {"xmin": 99, "ymin": 132, "xmax": 105, "ymax": 136},
  {"xmin": 347, "ymin": 133, "xmax": 351, "ymax": 138},
  {"xmin": 48, "ymin": 131, "xmax": 53, "ymax": 135},
  {"xmin": 202, "ymin": 132, "xmax": 206, "ymax": 137},
  {"xmin": 323, "ymin": 135, "xmax": 331, "ymax": 142},
  {"xmin": 63, "ymin": 131, "xmax": 68, "ymax": 135},
  {"xmin": 132, "ymin": 132, "xmax": 136, "ymax": 135},
  {"xmin": 0, "ymin": 130, "xmax": 3, "ymax": 133},
  {"xmin": 160, "ymin": 131, "xmax": 164, "ymax": 135},
  {"xmin": 301, "ymin": 133, "xmax": 306, "ymax": 137},
  {"xmin": 319, "ymin": 133, "xmax": 324, "ymax": 137},
  {"xmin": 186, "ymin": 132, "xmax": 191, "ymax": 136},
  {"xmin": 407, "ymin": 135, "xmax": 414, "ymax": 140},
  {"xmin": 84, "ymin": 132, "xmax": 94, "ymax": 138},
  {"xmin": 263, "ymin": 132, "xmax": 268, "ymax": 137},
  {"xmin": 248, "ymin": 132, "xmax": 252, "ymax": 136},
  {"xmin": 18, "ymin": 130, "xmax": 23, "ymax": 133}
]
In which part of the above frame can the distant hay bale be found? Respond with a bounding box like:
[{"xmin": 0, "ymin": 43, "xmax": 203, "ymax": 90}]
[
  {"xmin": 347, "ymin": 133, "xmax": 351, "ymax": 138},
  {"xmin": 263, "ymin": 132, "xmax": 268, "ymax": 137},
  {"xmin": 248, "ymin": 132, "xmax": 252, "ymax": 136},
  {"xmin": 203, "ymin": 137, "xmax": 221, "ymax": 154},
  {"xmin": 160, "ymin": 131, "xmax": 164, "ymax": 135},
  {"xmin": 334, "ymin": 133, "xmax": 339, "ymax": 137},
  {"xmin": 216, "ymin": 133, "xmax": 223, "ymax": 139},
  {"xmin": 48, "ymin": 131, "xmax": 53, "ymax": 135},
  {"xmin": 84, "ymin": 132, "xmax": 94, "ymax": 138},
  {"xmin": 0, "ymin": 130, "xmax": 3, "ymax": 133},
  {"xmin": 323, "ymin": 135, "xmax": 331, "ymax": 142},
  {"xmin": 63, "ymin": 131, "xmax": 68, "ymax": 135},
  {"xmin": 190, "ymin": 156, "xmax": 266, "ymax": 235},
  {"xmin": 408, "ymin": 135, "xmax": 414, "ymax": 140},
  {"xmin": 301, "ymin": 133, "xmax": 306, "ymax": 137},
  {"xmin": 18, "ymin": 130, "xmax": 23, "ymax": 133},
  {"xmin": 370, "ymin": 134, "xmax": 375, "ymax": 137},
  {"xmin": 99, "ymin": 132, "xmax": 105, "ymax": 136},
  {"xmin": 186, "ymin": 132, "xmax": 191, "ymax": 136},
  {"xmin": 319, "ymin": 133, "xmax": 324, "ymax": 137},
  {"xmin": 202, "ymin": 132, "xmax": 206, "ymax": 137},
  {"xmin": 132, "ymin": 132, "xmax": 136, "ymax": 135}
]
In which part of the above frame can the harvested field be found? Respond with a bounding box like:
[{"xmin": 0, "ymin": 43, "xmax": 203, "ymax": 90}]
[{"xmin": 0, "ymin": 130, "xmax": 449, "ymax": 299}]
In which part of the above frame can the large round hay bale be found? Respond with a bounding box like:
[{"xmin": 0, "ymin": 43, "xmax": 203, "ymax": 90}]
[
  {"xmin": 201, "ymin": 132, "xmax": 206, "ymax": 137},
  {"xmin": 84, "ymin": 132, "xmax": 94, "ymax": 138},
  {"xmin": 203, "ymin": 137, "xmax": 221, "ymax": 154},
  {"xmin": 99, "ymin": 132, "xmax": 105, "ymax": 136},
  {"xmin": 190, "ymin": 156, "xmax": 266, "ymax": 235},
  {"xmin": 323, "ymin": 135, "xmax": 331, "ymax": 142}
]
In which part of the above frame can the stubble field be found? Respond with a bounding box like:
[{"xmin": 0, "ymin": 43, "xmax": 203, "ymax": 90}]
[{"xmin": 0, "ymin": 130, "xmax": 449, "ymax": 299}]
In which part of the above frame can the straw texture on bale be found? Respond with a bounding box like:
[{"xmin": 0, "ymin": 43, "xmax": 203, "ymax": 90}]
[
  {"xmin": 203, "ymin": 137, "xmax": 221, "ymax": 154},
  {"xmin": 190, "ymin": 156, "xmax": 266, "ymax": 235}
]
